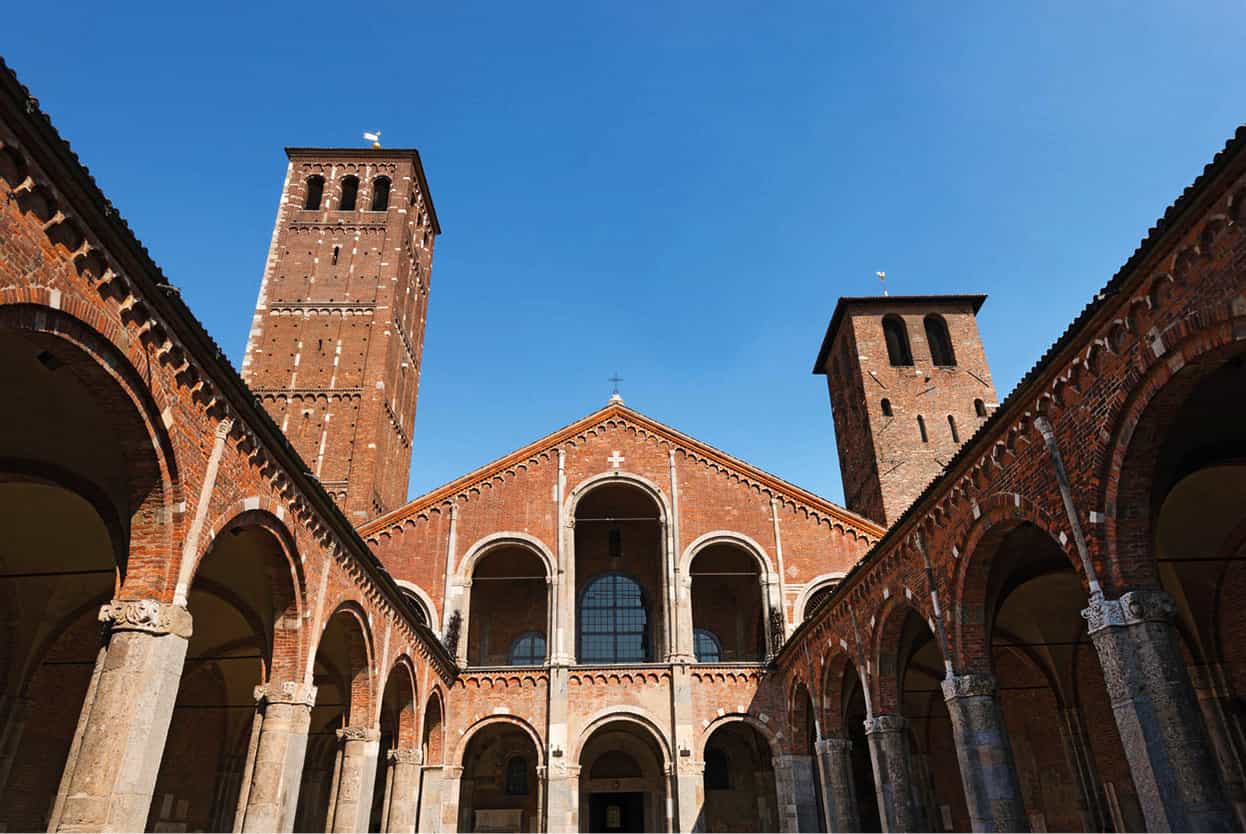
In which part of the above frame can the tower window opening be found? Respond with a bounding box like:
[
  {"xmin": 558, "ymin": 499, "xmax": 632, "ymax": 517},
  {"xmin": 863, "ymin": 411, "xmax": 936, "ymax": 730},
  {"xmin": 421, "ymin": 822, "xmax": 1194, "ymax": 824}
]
[
  {"xmin": 917, "ymin": 415, "xmax": 928, "ymax": 443},
  {"xmin": 370, "ymin": 176, "xmax": 391, "ymax": 211},
  {"xmin": 303, "ymin": 175, "xmax": 324, "ymax": 210},
  {"xmin": 948, "ymin": 414, "xmax": 959, "ymax": 443},
  {"xmin": 880, "ymin": 398, "xmax": 892, "ymax": 417},
  {"xmin": 974, "ymin": 398, "xmax": 987, "ymax": 418},
  {"xmin": 338, "ymin": 175, "xmax": 359, "ymax": 210},
  {"xmin": 882, "ymin": 315, "xmax": 914, "ymax": 366},
  {"xmin": 331, "ymin": 245, "xmax": 340, "ymax": 265},
  {"xmin": 924, "ymin": 314, "xmax": 957, "ymax": 366}
]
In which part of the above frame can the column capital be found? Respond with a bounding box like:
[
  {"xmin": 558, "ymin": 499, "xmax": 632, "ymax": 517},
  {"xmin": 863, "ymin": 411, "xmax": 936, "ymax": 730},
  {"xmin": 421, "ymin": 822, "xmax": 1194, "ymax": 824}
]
[
  {"xmin": 442, "ymin": 765, "xmax": 464, "ymax": 778},
  {"xmin": 815, "ymin": 736, "xmax": 851, "ymax": 754},
  {"xmin": 254, "ymin": 680, "xmax": 317, "ymax": 707},
  {"xmin": 1083, "ymin": 588, "xmax": 1176, "ymax": 634},
  {"xmin": 388, "ymin": 747, "xmax": 421, "ymax": 764},
  {"xmin": 863, "ymin": 713, "xmax": 908, "ymax": 735},
  {"xmin": 336, "ymin": 725, "xmax": 381, "ymax": 742},
  {"xmin": 941, "ymin": 672, "xmax": 997, "ymax": 701},
  {"xmin": 99, "ymin": 598, "xmax": 193, "ymax": 638}
]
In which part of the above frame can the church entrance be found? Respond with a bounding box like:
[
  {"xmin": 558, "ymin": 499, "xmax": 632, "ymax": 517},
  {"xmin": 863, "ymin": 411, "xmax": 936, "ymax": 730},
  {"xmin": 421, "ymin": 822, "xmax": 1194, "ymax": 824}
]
[
  {"xmin": 579, "ymin": 720, "xmax": 670, "ymax": 832},
  {"xmin": 588, "ymin": 792, "xmax": 645, "ymax": 833}
]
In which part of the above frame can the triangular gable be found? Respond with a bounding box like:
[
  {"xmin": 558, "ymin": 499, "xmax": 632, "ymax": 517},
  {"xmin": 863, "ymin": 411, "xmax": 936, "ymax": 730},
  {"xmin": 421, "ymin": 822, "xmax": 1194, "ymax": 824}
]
[{"xmin": 359, "ymin": 403, "xmax": 885, "ymax": 541}]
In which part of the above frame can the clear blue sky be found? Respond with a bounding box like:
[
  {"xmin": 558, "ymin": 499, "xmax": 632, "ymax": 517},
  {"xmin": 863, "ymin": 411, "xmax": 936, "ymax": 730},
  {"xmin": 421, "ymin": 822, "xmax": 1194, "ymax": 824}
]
[{"xmin": 7, "ymin": 2, "xmax": 1245, "ymax": 505}]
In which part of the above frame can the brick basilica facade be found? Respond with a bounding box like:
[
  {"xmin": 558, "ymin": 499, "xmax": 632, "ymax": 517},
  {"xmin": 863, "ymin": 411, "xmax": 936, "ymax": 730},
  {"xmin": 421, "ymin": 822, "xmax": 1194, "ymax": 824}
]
[{"xmin": 1, "ymin": 56, "xmax": 1246, "ymax": 833}]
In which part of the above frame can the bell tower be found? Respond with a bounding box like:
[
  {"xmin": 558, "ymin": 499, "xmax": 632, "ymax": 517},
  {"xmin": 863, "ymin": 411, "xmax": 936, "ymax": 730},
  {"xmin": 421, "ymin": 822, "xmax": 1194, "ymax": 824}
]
[
  {"xmin": 812, "ymin": 295, "xmax": 997, "ymax": 526},
  {"xmin": 243, "ymin": 147, "xmax": 440, "ymax": 523}
]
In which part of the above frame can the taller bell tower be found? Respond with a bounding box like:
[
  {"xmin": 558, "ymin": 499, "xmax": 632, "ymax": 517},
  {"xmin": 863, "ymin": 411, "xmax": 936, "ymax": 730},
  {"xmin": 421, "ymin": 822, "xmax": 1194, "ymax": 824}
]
[
  {"xmin": 243, "ymin": 147, "xmax": 440, "ymax": 523},
  {"xmin": 813, "ymin": 295, "xmax": 998, "ymax": 526}
]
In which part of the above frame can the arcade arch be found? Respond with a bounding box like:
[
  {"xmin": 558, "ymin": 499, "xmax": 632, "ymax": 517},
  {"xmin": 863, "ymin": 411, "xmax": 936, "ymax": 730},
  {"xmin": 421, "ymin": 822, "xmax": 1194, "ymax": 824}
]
[
  {"xmin": 578, "ymin": 716, "xmax": 671, "ymax": 833},
  {"xmin": 454, "ymin": 718, "xmax": 543, "ymax": 832},
  {"xmin": 464, "ymin": 538, "xmax": 550, "ymax": 667},
  {"xmin": 700, "ymin": 718, "xmax": 779, "ymax": 832}
]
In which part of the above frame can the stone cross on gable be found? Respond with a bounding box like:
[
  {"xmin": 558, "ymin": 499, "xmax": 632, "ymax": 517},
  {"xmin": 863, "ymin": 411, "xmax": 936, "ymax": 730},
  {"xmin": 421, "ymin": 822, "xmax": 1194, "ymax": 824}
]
[{"xmin": 608, "ymin": 450, "xmax": 625, "ymax": 469}]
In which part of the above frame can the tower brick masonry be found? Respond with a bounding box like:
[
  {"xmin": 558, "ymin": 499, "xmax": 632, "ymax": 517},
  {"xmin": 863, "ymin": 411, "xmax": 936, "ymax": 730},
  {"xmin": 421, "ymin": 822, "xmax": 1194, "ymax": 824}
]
[
  {"xmin": 812, "ymin": 295, "xmax": 998, "ymax": 526},
  {"xmin": 243, "ymin": 148, "xmax": 440, "ymax": 522}
]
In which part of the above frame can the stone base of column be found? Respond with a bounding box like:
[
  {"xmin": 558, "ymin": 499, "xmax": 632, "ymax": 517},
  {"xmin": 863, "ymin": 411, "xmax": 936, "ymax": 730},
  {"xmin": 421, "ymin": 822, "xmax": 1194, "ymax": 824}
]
[
  {"xmin": 816, "ymin": 737, "xmax": 860, "ymax": 832},
  {"xmin": 50, "ymin": 599, "xmax": 191, "ymax": 833},
  {"xmin": 1085, "ymin": 590, "xmax": 1235, "ymax": 832},
  {"xmin": 241, "ymin": 681, "xmax": 316, "ymax": 833},
  {"xmin": 864, "ymin": 714, "xmax": 920, "ymax": 833},
  {"xmin": 941, "ymin": 673, "xmax": 1028, "ymax": 833},
  {"xmin": 545, "ymin": 766, "xmax": 580, "ymax": 834}
]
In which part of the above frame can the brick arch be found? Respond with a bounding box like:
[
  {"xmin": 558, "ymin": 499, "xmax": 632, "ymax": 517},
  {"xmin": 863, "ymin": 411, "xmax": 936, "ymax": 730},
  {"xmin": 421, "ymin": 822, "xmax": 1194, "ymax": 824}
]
[
  {"xmin": 870, "ymin": 595, "xmax": 936, "ymax": 714},
  {"xmin": 0, "ymin": 300, "xmax": 181, "ymax": 598},
  {"xmin": 794, "ymin": 573, "xmax": 847, "ymax": 625},
  {"xmin": 678, "ymin": 530, "xmax": 775, "ymax": 577},
  {"xmin": 951, "ymin": 492, "xmax": 1077, "ymax": 674},
  {"xmin": 699, "ymin": 713, "xmax": 782, "ymax": 762},
  {"xmin": 1101, "ymin": 315, "xmax": 1246, "ymax": 592},
  {"xmin": 564, "ymin": 469, "xmax": 672, "ymax": 524},
  {"xmin": 420, "ymin": 686, "xmax": 447, "ymax": 766},
  {"xmin": 818, "ymin": 650, "xmax": 862, "ymax": 737},
  {"xmin": 787, "ymin": 676, "xmax": 817, "ymax": 753},
  {"xmin": 452, "ymin": 714, "xmax": 545, "ymax": 769},
  {"xmin": 379, "ymin": 654, "xmax": 419, "ymax": 748},
  {"xmin": 185, "ymin": 507, "xmax": 307, "ymax": 683},
  {"xmin": 571, "ymin": 706, "xmax": 673, "ymax": 770},
  {"xmin": 457, "ymin": 531, "xmax": 555, "ymax": 582},
  {"xmin": 394, "ymin": 579, "xmax": 439, "ymax": 632},
  {"xmin": 312, "ymin": 600, "xmax": 376, "ymax": 725}
]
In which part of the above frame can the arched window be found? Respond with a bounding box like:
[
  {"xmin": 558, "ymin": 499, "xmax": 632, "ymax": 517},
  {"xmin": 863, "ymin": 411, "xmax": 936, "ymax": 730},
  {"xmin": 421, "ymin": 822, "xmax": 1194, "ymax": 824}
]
[
  {"xmin": 880, "ymin": 398, "xmax": 893, "ymax": 417},
  {"xmin": 693, "ymin": 629, "xmax": 722, "ymax": 663},
  {"xmin": 917, "ymin": 415, "xmax": 928, "ymax": 443},
  {"xmin": 304, "ymin": 175, "xmax": 324, "ymax": 210},
  {"xmin": 400, "ymin": 589, "xmax": 429, "ymax": 627},
  {"xmin": 579, "ymin": 573, "xmax": 648, "ymax": 663},
  {"xmin": 924, "ymin": 314, "xmax": 956, "ymax": 366},
  {"xmin": 803, "ymin": 580, "xmax": 839, "ymax": 621},
  {"xmin": 370, "ymin": 176, "xmax": 391, "ymax": 211},
  {"xmin": 508, "ymin": 631, "xmax": 546, "ymax": 666},
  {"xmin": 338, "ymin": 175, "xmax": 359, "ymax": 211},
  {"xmin": 505, "ymin": 756, "xmax": 528, "ymax": 795},
  {"xmin": 882, "ymin": 315, "xmax": 913, "ymax": 366},
  {"xmin": 704, "ymin": 747, "xmax": 731, "ymax": 790},
  {"xmin": 974, "ymin": 398, "xmax": 987, "ymax": 418},
  {"xmin": 948, "ymin": 414, "xmax": 960, "ymax": 443}
]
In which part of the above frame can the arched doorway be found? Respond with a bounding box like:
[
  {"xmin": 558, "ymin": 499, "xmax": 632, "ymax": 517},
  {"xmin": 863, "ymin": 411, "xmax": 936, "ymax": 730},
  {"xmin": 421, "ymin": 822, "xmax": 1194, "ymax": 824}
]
[
  {"xmin": 875, "ymin": 603, "xmax": 966, "ymax": 831},
  {"xmin": 147, "ymin": 515, "xmax": 301, "ymax": 832},
  {"xmin": 293, "ymin": 607, "xmax": 374, "ymax": 832},
  {"xmin": 689, "ymin": 544, "xmax": 765, "ymax": 662},
  {"xmin": 0, "ymin": 323, "xmax": 167, "ymax": 830},
  {"xmin": 959, "ymin": 513, "xmax": 1143, "ymax": 832},
  {"xmin": 370, "ymin": 660, "xmax": 418, "ymax": 832},
  {"xmin": 574, "ymin": 484, "xmax": 666, "ymax": 664},
  {"xmin": 578, "ymin": 719, "xmax": 670, "ymax": 833},
  {"xmin": 702, "ymin": 720, "xmax": 779, "ymax": 831},
  {"xmin": 457, "ymin": 720, "xmax": 542, "ymax": 831},
  {"xmin": 467, "ymin": 544, "xmax": 549, "ymax": 667}
]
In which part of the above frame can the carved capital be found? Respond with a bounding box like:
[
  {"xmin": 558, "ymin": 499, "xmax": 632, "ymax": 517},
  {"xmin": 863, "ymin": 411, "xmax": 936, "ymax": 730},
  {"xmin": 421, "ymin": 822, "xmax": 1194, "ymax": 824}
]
[
  {"xmin": 941, "ymin": 672, "xmax": 997, "ymax": 701},
  {"xmin": 336, "ymin": 725, "xmax": 381, "ymax": 743},
  {"xmin": 863, "ymin": 714, "xmax": 908, "ymax": 735},
  {"xmin": 254, "ymin": 680, "xmax": 317, "ymax": 707},
  {"xmin": 815, "ymin": 737, "xmax": 852, "ymax": 755},
  {"xmin": 388, "ymin": 747, "xmax": 421, "ymax": 765},
  {"xmin": 214, "ymin": 417, "xmax": 235, "ymax": 440},
  {"xmin": 1083, "ymin": 588, "xmax": 1175, "ymax": 635},
  {"xmin": 100, "ymin": 598, "xmax": 193, "ymax": 639}
]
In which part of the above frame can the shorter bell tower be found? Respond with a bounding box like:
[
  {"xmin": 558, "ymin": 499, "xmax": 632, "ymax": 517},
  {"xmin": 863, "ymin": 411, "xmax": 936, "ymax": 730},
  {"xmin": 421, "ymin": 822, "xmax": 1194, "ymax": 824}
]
[{"xmin": 812, "ymin": 295, "xmax": 997, "ymax": 526}]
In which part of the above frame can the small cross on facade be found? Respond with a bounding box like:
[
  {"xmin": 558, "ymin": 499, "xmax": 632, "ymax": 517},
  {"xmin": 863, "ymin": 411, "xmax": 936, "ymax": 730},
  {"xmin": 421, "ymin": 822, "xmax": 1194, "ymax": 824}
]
[{"xmin": 608, "ymin": 450, "xmax": 625, "ymax": 469}]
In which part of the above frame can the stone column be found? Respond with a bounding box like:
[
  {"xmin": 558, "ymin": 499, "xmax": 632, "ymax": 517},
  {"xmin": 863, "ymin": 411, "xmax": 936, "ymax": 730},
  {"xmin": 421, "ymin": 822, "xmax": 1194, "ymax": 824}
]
[
  {"xmin": 1085, "ymin": 589, "xmax": 1235, "ymax": 832},
  {"xmin": 782, "ymin": 753, "xmax": 823, "ymax": 832},
  {"xmin": 330, "ymin": 726, "xmax": 381, "ymax": 833},
  {"xmin": 0, "ymin": 695, "xmax": 32, "ymax": 795},
  {"xmin": 675, "ymin": 760, "xmax": 704, "ymax": 833},
  {"xmin": 49, "ymin": 599, "xmax": 191, "ymax": 833},
  {"xmin": 941, "ymin": 673, "xmax": 1027, "ymax": 832},
  {"xmin": 240, "ymin": 681, "xmax": 317, "ymax": 833},
  {"xmin": 816, "ymin": 737, "xmax": 860, "ymax": 832},
  {"xmin": 416, "ymin": 765, "xmax": 443, "ymax": 833},
  {"xmin": 1056, "ymin": 706, "xmax": 1107, "ymax": 832},
  {"xmin": 1189, "ymin": 664, "xmax": 1246, "ymax": 830},
  {"xmin": 438, "ymin": 764, "xmax": 463, "ymax": 832},
  {"xmin": 384, "ymin": 748, "xmax": 421, "ymax": 833},
  {"xmin": 864, "ymin": 715, "xmax": 921, "ymax": 833},
  {"xmin": 545, "ymin": 762, "xmax": 580, "ymax": 834}
]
